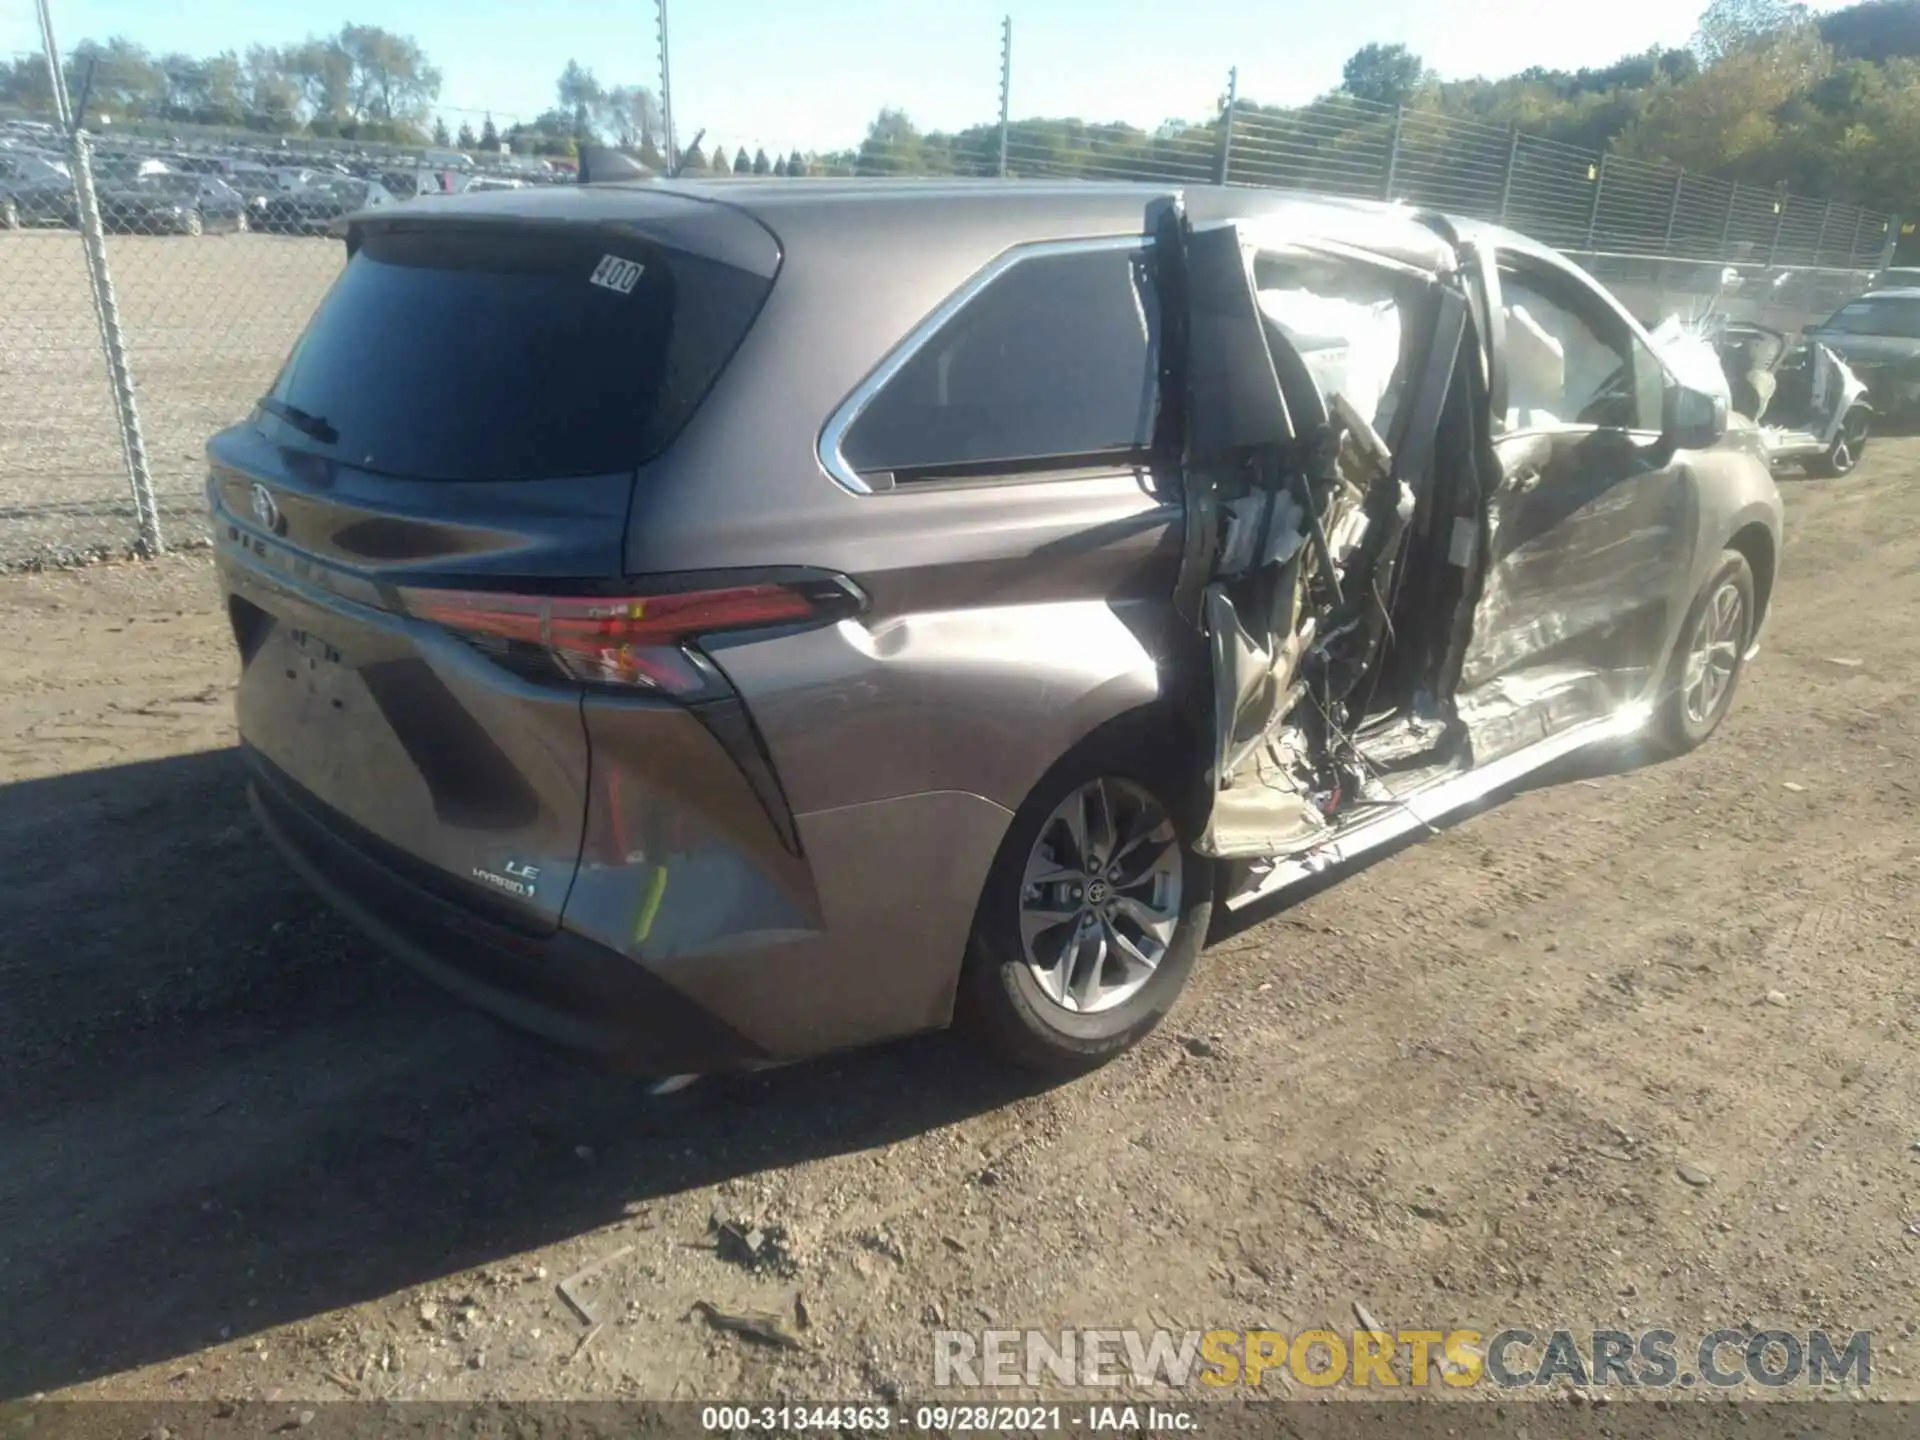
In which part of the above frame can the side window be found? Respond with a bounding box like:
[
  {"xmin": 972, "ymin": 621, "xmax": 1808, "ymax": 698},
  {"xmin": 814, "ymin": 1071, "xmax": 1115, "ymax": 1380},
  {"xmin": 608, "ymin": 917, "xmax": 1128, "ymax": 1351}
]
[
  {"xmin": 1498, "ymin": 262, "xmax": 1665, "ymax": 434},
  {"xmin": 1252, "ymin": 248, "xmax": 1420, "ymax": 444},
  {"xmin": 838, "ymin": 244, "xmax": 1158, "ymax": 486}
]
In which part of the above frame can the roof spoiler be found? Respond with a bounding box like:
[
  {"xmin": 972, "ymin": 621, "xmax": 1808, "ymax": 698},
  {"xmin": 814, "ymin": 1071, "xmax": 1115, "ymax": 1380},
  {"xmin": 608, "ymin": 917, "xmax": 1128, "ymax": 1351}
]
[{"xmin": 578, "ymin": 146, "xmax": 658, "ymax": 185}]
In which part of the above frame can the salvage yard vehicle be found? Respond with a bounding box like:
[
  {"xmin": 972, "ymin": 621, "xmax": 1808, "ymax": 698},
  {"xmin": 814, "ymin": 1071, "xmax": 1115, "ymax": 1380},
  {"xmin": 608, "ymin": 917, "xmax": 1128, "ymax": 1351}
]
[
  {"xmin": 0, "ymin": 148, "xmax": 75, "ymax": 229},
  {"xmin": 170, "ymin": 154, "xmax": 277, "ymax": 193},
  {"xmin": 254, "ymin": 175, "xmax": 397, "ymax": 235},
  {"xmin": 1723, "ymin": 321, "xmax": 1870, "ymax": 476},
  {"xmin": 94, "ymin": 164, "xmax": 250, "ymax": 236},
  {"xmin": 1803, "ymin": 288, "xmax": 1920, "ymax": 424},
  {"xmin": 210, "ymin": 179, "xmax": 1783, "ymax": 1078}
]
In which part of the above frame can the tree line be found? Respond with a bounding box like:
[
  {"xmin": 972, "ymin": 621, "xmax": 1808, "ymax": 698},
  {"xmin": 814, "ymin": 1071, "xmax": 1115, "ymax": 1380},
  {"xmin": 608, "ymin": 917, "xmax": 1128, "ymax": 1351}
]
[
  {"xmin": 0, "ymin": 31, "xmax": 813, "ymax": 169},
  {"xmin": 1335, "ymin": 0, "xmax": 1920, "ymax": 214},
  {"xmin": 2, "ymin": 0, "xmax": 1917, "ymax": 214},
  {"xmin": 834, "ymin": 0, "xmax": 1920, "ymax": 218},
  {"xmin": 0, "ymin": 28, "xmax": 442, "ymax": 142}
]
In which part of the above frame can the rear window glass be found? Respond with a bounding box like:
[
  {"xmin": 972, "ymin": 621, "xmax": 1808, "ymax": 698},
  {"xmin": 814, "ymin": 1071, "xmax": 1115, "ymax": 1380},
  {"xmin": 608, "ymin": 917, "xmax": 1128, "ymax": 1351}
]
[
  {"xmin": 839, "ymin": 244, "xmax": 1158, "ymax": 482},
  {"xmin": 259, "ymin": 225, "xmax": 773, "ymax": 481}
]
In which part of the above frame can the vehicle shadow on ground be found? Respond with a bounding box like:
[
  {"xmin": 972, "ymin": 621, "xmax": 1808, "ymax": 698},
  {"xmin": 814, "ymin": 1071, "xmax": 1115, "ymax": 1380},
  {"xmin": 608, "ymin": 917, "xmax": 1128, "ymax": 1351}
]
[{"xmin": 0, "ymin": 747, "xmax": 1043, "ymax": 1399}]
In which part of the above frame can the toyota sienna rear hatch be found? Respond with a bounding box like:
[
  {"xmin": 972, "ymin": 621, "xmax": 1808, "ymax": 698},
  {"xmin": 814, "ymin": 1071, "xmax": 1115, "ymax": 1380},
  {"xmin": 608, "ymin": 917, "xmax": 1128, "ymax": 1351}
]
[{"xmin": 209, "ymin": 191, "xmax": 782, "ymax": 934}]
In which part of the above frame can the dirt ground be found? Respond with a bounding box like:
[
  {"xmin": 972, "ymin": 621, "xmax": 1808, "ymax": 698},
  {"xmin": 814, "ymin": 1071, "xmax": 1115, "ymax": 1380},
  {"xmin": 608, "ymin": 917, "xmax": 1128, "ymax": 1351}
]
[{"xmin": 1, "ymin": 442, "xmax": 1916, "ymax": 1410}]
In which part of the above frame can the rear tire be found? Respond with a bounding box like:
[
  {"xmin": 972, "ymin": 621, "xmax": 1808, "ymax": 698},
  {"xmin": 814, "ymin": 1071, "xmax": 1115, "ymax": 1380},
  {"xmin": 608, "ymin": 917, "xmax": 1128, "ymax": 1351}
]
[
  {"xmin": 0, "ymin": 198, "xmax": 18, "ymax": 231},
  {"xmin": 1650, "ymin": 549, "xmax": 1755, "ymax": 757},
  {"xmin": 182, "ymin": 207, "xmax": 204, "ymax": 238},
  {"xmin": 958, "ymin": 720, "xmax": 1214, "ymax": 1076}
]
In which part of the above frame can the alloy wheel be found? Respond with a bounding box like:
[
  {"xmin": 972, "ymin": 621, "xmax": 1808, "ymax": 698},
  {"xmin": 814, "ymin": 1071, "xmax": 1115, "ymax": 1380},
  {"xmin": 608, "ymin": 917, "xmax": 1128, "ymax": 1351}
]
[
  {"xmin": 1682, "ymin": 581, "xmax": 1746, "ymax": 727},
  {"xmin": 1018, "ymin": 776, "xmax": 1182, "ymax": 1014},
  {"xmin": 1828, "ymin": 411, "xmax": 1868, "ymax": 474}
]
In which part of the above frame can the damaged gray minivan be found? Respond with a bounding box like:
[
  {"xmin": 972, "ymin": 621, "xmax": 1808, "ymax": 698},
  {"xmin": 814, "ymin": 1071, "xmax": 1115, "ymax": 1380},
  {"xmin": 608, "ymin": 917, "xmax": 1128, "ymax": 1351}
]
[{"xmin": 211, "ymin": 180, "xmax": 1782, "ymax": 1076}]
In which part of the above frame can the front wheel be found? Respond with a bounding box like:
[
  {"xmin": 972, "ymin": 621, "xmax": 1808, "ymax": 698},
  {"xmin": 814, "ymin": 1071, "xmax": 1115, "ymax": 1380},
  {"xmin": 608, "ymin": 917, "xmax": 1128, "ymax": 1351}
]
[
  {"xmin": 0, "ymin": 198, "xmax": 18, "ymax": 231},
  {"xmin": 1804, "ymin": 407, "xmax": 1869, "ymax": 477},
  {"xmin": 1651, "ymin": 549, "xmax": 1756, "ymax": 756},
  {"xmin": 182, "ymin": 207, "xmax": 204, "ymax": 237},
  {"xmin": 958, "ymin": 726, "xmax": 1213, "ymax": 1075}
]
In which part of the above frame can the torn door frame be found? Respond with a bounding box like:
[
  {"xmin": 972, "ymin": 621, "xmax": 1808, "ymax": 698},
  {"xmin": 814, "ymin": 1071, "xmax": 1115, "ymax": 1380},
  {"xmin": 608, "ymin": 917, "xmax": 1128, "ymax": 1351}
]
[{"xmin": 1162, "ymin": 210, "xmax": 1490, "ymax": 861}]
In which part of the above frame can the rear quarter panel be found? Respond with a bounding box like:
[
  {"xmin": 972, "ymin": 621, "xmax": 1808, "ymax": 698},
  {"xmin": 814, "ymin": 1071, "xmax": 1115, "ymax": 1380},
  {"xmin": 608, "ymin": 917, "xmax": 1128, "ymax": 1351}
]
[
  {"xmin": 607, "ymin": 196, "xmax": 1190, "ymax": 1054},
  {"xmin": 669, "ymin": 478, "xmax": 1185, "ymax": 1056},
  {"xmin": 627, "ymin": 195, "xmax": 1190, "ymax": 818}
]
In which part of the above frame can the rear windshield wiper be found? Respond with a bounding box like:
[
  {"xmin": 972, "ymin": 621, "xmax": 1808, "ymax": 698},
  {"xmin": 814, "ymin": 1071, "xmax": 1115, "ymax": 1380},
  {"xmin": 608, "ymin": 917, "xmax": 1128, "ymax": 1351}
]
[{"xmin": 257, "ymin": 396, "xmax": 339, "ymax": 445}]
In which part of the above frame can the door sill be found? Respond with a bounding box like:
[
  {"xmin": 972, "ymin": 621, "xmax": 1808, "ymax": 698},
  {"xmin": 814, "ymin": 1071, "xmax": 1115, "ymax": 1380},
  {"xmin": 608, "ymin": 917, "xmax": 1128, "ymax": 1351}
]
[
  {"xmin": 1762, "ymin": 427, "xmax": 1821, "ymax": 456},
  {"xmin": 1223, "ymin": 701, "xmax": 1653, "ymax": 911}
]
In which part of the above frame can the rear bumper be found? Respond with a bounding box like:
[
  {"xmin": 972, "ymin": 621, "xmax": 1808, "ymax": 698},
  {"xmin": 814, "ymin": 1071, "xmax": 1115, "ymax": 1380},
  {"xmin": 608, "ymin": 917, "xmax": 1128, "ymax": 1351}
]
[{"xmin": 247, "ymin": 751, "xmax": 766, "ymax": 1075}]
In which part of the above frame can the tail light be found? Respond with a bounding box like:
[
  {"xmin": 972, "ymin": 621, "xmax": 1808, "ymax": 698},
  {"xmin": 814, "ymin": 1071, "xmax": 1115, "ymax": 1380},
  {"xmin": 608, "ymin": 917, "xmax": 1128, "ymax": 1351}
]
[{"xmin": 396, "ymin": 580, "xmax": 845, "ymax": 696}]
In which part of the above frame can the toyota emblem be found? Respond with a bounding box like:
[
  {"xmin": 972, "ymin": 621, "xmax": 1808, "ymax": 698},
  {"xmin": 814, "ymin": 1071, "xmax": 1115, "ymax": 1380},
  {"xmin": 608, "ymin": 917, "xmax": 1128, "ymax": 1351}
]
[{"xmin": 249, "ymin": 482, "xmax": 281, "ymax": 533}]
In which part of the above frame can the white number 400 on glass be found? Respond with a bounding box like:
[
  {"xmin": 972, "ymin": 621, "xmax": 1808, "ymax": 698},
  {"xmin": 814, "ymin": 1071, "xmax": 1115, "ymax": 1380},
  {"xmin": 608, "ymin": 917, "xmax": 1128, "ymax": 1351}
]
[{"xmin": 589, "ymin": 254, "xmax": 645, "ymax": 294}]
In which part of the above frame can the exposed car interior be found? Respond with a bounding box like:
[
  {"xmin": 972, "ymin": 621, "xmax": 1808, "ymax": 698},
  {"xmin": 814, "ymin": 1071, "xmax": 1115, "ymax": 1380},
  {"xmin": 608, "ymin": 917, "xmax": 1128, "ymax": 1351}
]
[
  {"xmin": 1711, "ymin": 320, "xmax": 1862, "ymax": 463},
  {"xmin": 1717, "ymin": 325, "xmax": 1786, "ymax": 423},
  {"xmin": 1180, "ymin": 224, "xmax": 1714, "ymax": 877},
  {"xmin": 1183, "ymin": 231, "xmax": 1482, "ymax": 859}
]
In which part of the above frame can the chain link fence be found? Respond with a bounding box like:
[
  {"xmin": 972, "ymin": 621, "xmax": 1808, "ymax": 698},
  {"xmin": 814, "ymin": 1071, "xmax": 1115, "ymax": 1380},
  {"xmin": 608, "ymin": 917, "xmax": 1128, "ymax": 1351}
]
[
  {"xmin": 1, "ymin": 159, "xmax": 133, "ymax": 567},
  {"xmin": 0, "ymin": 114, "xmax": 389, "ymax": 569},
  {"xmin": 0, "ymin": 58, "xmax": 1900, "ymax": 570},
  {"xmin": 994, "ymin": 95, "xmax": 1894, "ymax": 271}
]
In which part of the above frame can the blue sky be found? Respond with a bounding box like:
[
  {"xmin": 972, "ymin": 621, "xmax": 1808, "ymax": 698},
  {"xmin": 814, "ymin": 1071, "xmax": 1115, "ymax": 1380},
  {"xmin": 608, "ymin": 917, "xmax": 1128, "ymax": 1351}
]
[{"xmin": 2, "ymin": 0, "xmax": 1844, "ymax": 157}]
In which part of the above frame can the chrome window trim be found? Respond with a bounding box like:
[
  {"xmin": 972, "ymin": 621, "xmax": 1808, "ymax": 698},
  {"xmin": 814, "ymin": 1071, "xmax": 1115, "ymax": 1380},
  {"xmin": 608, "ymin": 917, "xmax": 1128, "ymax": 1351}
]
[{"xmin": 816, "ymin": 234, "xmax": 1152, "ymax": 496}]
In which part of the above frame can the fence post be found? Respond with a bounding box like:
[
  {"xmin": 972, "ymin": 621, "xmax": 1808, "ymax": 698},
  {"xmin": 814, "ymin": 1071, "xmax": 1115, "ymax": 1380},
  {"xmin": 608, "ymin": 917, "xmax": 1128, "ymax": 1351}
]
[
  {"xmin": 1765, "ymin": 186, "xmax": 1788, "ymax": 267},
  {"xmin": 1380, "ymin": 105, "xmax": 1405, "ymax": 202},
  {"xmin": 1216, "ymin": 65, "xmax": 1238, "ymax": 186},
  {"xmin": 1583, "ymin": 154, "xmax": 1609, "ymax": 254},
  {"xmin": 1661, "ymin": 170, "xmax": 1684, "ymax": 257},
  {"xmin": 1812, "ymin": 199, "xmax": 1834, "ymax": 268},
  {"xmin": 1496, "ymin": 124, "xmax": 1520, "ymax": 222},
  {"xmin": 1719, "ymin": 183, "xmax": 1741, "ymax": 255},
  {"xmin": 69, "ymin": 130, "xmax": 162, "ymax": 556},
  {"xmin": 1878, "ymin": 214, "xmax": 1902, "ymax": 272},
  {"xmin": 996, "ymin": 16, "xmax": 1012, "ymax": 179},
  {"xmin": 38, "ymin": 0, "xmax": 161, "ymax": 557}
]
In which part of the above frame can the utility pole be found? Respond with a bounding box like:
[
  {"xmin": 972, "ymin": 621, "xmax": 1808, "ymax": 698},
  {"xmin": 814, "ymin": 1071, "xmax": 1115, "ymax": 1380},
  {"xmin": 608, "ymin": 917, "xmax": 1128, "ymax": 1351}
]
[
  {"xmin": 657, "ymin": 0, "xmax": 677, "ymax": 175},
  {"xmin": 997, "ymin": 16, "xmax": 1012, "ymax": 178},
  {"xmin": 34, "ymin": 0, "xmax": 72, "ymax": 129}
]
